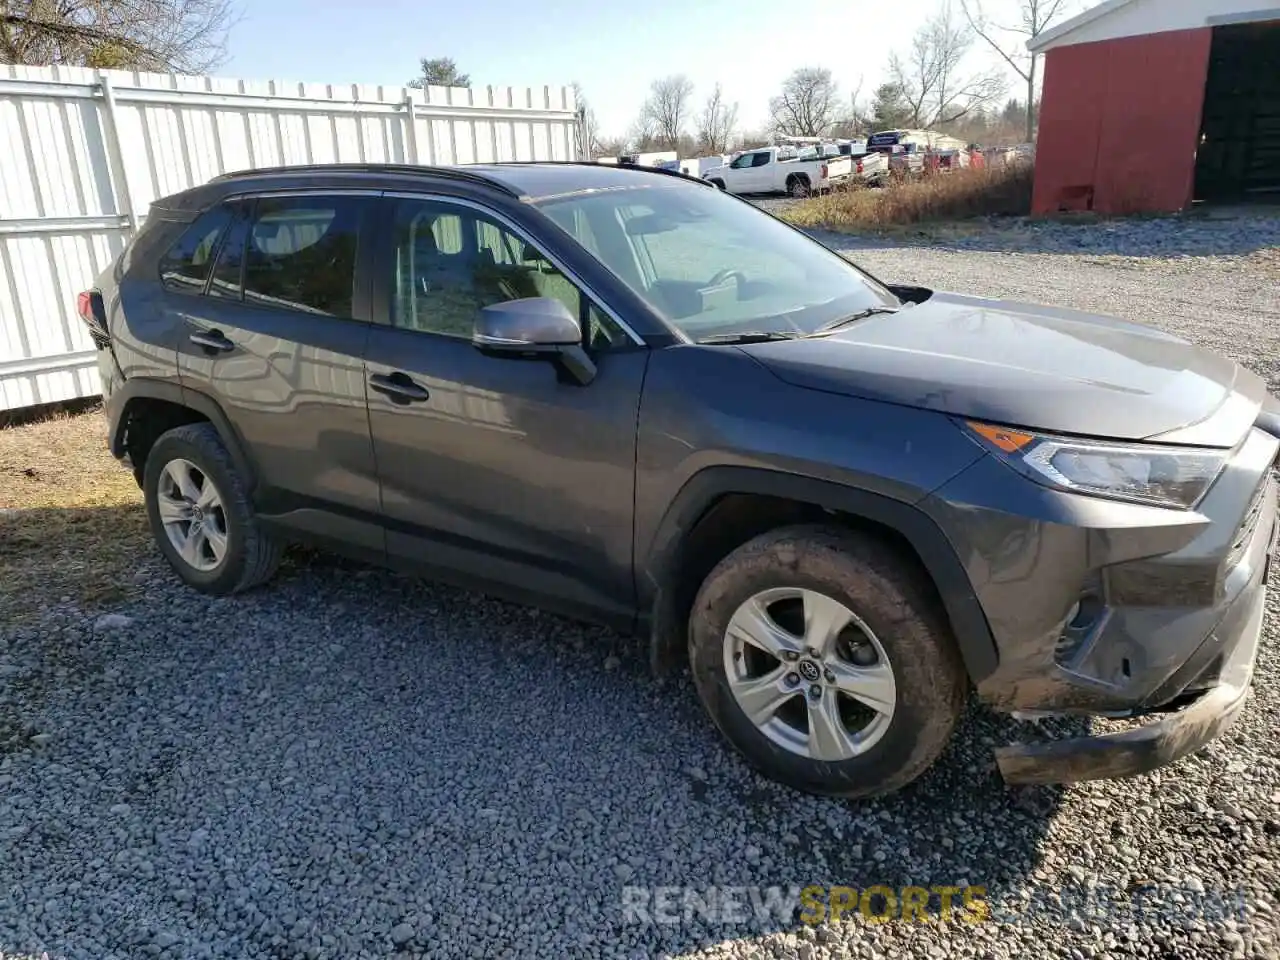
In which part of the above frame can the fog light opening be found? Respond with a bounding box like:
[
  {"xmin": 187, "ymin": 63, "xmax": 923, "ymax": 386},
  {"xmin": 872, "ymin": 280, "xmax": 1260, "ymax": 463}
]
[
  {"xmin": 1055, "ymin": 590, "xmax": 1107, "ymax": 670},
  {"xmin": 1069, "ymin": 594, "xmax": 1104, "ymax": 631}
]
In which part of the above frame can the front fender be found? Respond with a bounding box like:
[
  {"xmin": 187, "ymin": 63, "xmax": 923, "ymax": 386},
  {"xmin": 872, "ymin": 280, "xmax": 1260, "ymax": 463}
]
[{"xmin": 641, "ymin": 465, "xmax": 999, "ymax": 686}]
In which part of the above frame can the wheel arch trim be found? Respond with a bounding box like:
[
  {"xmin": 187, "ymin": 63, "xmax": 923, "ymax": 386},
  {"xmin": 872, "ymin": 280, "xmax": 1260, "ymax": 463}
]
[
  {"xmin": 641, "ymin": 466, "xmax": 999, "ymax": 684},
  {"xmin": 109, "ymin": 378, "xmax": 258, "ymax": 494}
]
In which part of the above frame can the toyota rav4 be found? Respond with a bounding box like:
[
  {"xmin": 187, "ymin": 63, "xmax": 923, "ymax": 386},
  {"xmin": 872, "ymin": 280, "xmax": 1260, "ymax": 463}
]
[{"xmin": 84, "ymin": 161, "xmax": 1279, "ymax": 798}]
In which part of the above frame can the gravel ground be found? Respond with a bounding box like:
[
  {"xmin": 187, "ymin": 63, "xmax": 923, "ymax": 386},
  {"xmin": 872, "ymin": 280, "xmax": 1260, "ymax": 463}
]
[{"xmin": 3, "ymin": 216, "xmax": 1280, "ymax": 960}]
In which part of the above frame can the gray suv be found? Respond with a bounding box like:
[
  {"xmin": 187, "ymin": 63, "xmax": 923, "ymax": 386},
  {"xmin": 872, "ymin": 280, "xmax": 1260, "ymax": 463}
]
[{"xmin": 84, "ymin": 162, "xmax": 1278, "ymax": 798}]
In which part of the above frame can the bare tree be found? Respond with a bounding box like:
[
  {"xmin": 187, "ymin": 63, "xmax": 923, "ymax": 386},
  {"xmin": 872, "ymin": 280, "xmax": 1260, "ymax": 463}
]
[
  {"xmin": 696, "ymin": 83, "xmax": 738, "ymax": 154},
  {"xmin": 769, "ymin": 67, "xmax": 839, "ymax": 137},
  {"xmin": 0, "ymin": 0, "xmax": 237, "ymax": 72},
  {"xmin": 639, "ymin": 74, "xmax": 694, "ymax": 153},
  {"xmin": 408, "ymin": 57, "xmax": 470, "ymax": 89},
  {"xmin": 571, "ymin": 81, "xmax": 608, "ymax": 159},
  {"xmin": 962, "ymin": 0, "xmax": 1072, "ymax": 142},
  {"xmin": 889, "ymin": 1, "xmax": 1006, "ymax": 129},
  {"xmin": 596, "ymin": 134, "xmax": 628, "ymax": 158},
  {"xmin": 831, "ymin": 74, "xmax": 868, "ymax": 138},
  {"xmin": 628, "ymin": 114, "xmax": 660, "ymax": 153},
  {"xmin": 732, "ymin": 128, "xmax": 770, "ymax": 151}
]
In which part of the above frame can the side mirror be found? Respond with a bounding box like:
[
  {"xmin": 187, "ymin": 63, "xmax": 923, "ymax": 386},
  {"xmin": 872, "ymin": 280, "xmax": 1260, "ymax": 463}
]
[{"xmin": 472, "ymin": 297, "xmax": 597, "ymax": 386}]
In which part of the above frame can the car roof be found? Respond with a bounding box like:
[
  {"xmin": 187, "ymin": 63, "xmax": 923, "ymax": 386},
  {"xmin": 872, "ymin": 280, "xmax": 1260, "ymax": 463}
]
[{"xmin": 207, "ymin": 161, "xmax": 711, "ymax": 202}]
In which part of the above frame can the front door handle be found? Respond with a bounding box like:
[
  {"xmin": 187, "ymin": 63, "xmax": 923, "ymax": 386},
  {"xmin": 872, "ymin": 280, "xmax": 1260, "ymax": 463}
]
[
  {"xmin": 189, "ymin": 329, "xmax": 235, "ymax": 353},
  {"xmin": 369, "ymin": 372, "xmax": 430, "ymax": 404}
]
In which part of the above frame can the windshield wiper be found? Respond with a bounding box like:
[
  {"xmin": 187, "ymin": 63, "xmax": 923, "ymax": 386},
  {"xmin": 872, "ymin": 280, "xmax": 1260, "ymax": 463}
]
[
  {"xmin": 806, "ymin": 307, "xmax": 900, "ymax": 337},
  {"xmin": 697, "ymin": 331, "xmax": 802, "ymax": 344}
]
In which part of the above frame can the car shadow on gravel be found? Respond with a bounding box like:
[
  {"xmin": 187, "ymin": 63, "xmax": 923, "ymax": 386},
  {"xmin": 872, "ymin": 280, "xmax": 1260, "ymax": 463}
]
[
  {"xmin": 3, "ymin": 547, "xmax": 1079, "ymax": 959},
  {"xmin": 277, "ymin": 554, "xmax": 1077, "ymax": 950}
]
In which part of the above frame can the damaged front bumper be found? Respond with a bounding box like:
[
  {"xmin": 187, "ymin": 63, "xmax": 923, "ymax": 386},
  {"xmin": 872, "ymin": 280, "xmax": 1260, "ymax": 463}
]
[
  {"xmin": 995, "ymin": 555, "xmax": 1267, "ymax": 784},
  {"xmin": 995, "ymin": 479, "xmax": 1276, "ymax": 786}
]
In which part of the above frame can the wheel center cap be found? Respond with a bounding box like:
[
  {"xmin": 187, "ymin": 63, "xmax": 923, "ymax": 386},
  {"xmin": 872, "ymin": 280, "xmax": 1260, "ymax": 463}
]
[
  {"xmin": 190, "ymin": 504, "xmax": 204, "ymax": 523},
  {"xmin": 797, "ymin": 659, "xmax": 821, "ymax": 683}
]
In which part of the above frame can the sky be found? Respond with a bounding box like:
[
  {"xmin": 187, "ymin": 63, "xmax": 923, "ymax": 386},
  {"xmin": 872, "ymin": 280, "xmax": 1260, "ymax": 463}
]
[{"xmin": 223, "ymin": 0, "xmax": 1081, "ymax": 138}]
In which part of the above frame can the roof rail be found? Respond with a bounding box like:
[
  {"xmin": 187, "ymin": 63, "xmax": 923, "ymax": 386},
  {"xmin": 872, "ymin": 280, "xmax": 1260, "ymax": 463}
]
[
  {"xmin": 485, "ymin": 159, "xmax": 716, "ymax": 188},
  {"xmin": 209, "ymin": 163, "xmax": 521, "ymax": 196}
]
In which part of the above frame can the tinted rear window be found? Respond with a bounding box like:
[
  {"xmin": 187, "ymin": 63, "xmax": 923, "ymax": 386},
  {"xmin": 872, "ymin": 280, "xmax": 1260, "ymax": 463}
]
[
  {"xmin": 158, "ymin": 206, "xmax": 232, "ymax": 293},
  {"xmin": 242, "ymin": 197, "xmax": 363, "ymax": 317}
]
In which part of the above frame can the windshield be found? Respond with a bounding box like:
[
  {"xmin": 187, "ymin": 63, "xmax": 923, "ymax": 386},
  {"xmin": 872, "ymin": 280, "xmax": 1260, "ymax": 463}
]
[{"xmin": 536, "ymin": 183, "xmax": 897, "ymax": 340}]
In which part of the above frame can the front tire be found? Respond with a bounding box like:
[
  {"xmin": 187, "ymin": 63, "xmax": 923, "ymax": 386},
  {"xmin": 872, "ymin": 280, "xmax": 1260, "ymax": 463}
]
[
  {"xmin": 688, "ymin": 525, "xmax": 967, "ymax": 799},
  {"xmin": 709, "ymin": 178, "xmax": 726, "ymax": 190},
  {"xmin": 143, "ymin": 423, "xmax": 283, "ymax": 595}
]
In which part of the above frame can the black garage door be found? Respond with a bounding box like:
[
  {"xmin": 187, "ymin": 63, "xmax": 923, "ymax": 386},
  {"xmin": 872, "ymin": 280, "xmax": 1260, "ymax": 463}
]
[{"xmin": 1195, "ymin": 20, "xmax": 1280, "ymax": 202}]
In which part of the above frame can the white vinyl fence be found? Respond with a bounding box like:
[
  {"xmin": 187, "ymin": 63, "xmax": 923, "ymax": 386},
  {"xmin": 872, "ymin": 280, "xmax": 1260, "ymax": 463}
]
[{"xmin": 0, "ymin": 64, "xmax": 581, "ymax": 411}]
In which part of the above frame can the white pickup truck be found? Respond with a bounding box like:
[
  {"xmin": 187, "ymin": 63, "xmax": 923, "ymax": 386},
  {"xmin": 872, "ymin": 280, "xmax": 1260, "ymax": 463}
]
[
  {"xmin": 702, "ymin": 147, "xmax": 853, "ymax": 197},
  {"xmin": 847, "ymin": 150, "xmax": 891, "ymax": 186}
]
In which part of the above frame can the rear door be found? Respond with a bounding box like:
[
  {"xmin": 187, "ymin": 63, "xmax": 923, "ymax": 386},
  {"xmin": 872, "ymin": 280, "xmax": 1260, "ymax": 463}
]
[
  {"xmin": 362, "ymin": 192, "xmax": 648, "ymax": 626},
  {"xmin": 174, "ymin": 191, "xmax": 384, "ymax": 554}
]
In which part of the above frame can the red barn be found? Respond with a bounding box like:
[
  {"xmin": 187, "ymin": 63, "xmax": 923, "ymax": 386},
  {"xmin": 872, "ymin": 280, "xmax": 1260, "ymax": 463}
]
[{"xmin": 1030, "ymin": 0, "xmax": 1280, "ymax": 215}]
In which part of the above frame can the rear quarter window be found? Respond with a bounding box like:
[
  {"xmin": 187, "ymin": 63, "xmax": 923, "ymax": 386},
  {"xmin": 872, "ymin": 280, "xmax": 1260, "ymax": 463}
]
[{"xmin": 158, "ymin": 206, "xmax": 233, "ymax": 293}]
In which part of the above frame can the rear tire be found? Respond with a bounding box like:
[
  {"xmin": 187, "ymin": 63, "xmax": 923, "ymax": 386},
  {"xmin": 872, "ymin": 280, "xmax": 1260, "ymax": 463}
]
[
  {"xmin": 143, "ymin": 423, "xmax": 283, "ymax": 596},
  {"xmin": 787, "ymin": 176, "xmax": 810, "ymax": 198},
  {"xmin": 688, "ymin": 525, "xmax": 967, "ymax": 799}
]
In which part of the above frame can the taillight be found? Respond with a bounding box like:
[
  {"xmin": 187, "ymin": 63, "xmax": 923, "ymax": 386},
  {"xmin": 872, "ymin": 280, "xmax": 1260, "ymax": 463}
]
[
  {"xmin": 856, "ymin": 159, "xmax": 863, "ymax": 174},
  {"xmin": 77, "ymin": 290, "xmax": 111, "ymax": 349},
  {"xmin": 821, "ymin": 163, "xmax": 828, "ymax": 178}
]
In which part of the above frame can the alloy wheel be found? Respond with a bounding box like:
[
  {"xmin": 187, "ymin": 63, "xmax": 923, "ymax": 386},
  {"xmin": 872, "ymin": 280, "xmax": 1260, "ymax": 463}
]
[
  {"xmin": 723, "ymin": 587, "xmax": 896, "ymax": 761},
  {"xmin": 156, "ymin": 458, "xmax": 229, "ymax": 572}
]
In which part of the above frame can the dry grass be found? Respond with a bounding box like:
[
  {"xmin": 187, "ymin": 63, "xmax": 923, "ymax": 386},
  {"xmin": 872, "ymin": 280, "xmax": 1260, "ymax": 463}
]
[
  {"xmin": 783, "ymin": 163, "xmax": 1036, "ymax": 232},
  {"xmin": 0, "ymin": 408, "xmax": 148, "ymax": 624}
]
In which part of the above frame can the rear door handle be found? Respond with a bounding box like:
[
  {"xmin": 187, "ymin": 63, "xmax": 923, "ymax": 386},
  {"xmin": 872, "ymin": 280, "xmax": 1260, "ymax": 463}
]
[
  {"xmin": 189, "ymin": 329, "xmax": 235, "ymax": 353},
  {"xmin": 369, "ymin": 372, "xmax": 430, "ymax": 404}
]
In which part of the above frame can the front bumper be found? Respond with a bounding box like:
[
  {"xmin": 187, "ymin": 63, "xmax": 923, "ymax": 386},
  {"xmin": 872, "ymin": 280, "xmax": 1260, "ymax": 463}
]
[
  {"xmin": 924, "ymin": 420, "xmax": 1279, "ymax": 785},
  {"xmin": 994, "ymin": 504, "xmax": 1271, "ymax": 784}
]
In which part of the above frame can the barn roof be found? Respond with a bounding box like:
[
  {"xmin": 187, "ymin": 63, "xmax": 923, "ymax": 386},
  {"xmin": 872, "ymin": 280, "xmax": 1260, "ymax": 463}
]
[
  {"xmin": 1028, "ymin": 0, "xmax": 1140, "ymax": 52},
  {"xmin": 1028, "ymin": 0, "xmax": 1278, "ymax": 53}
]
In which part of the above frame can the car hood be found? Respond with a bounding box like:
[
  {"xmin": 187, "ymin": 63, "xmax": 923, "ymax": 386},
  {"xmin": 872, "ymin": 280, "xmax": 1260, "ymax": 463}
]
[{"xmin": 742, "ymin": 291, "xmax": 1264, "ymax": 446}]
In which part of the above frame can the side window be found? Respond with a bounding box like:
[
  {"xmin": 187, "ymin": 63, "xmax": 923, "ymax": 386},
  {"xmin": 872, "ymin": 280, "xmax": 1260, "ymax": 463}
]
[
  {"xmin": 159, "ymin": 205, "xmax": 232, "ymax": 293},
  {"xmin": 729, "ymin": 153, "xmax": 752, "ymax": 169},
  {"xmin": 208, "ymin": 201, "xmax": 251, "ymax": 300},
  {"xmin": 751, "ymin": 152, "xmax": 772, "ymax": 168},
  {"xmin": 240, "ymin": 196, "xmax": 363, "ymax": 316},
  {"xmin": 203, "ymin": 196, "xmax": 364, "ymax": 314},
  {"xmin": 390, "ymin": 199, "xmax": 627, "ymax": 347}
]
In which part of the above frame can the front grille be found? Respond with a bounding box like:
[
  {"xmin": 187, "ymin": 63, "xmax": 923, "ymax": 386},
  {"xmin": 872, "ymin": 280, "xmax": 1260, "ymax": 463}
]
[{"xmin": 1226, "ymin": 478, "xmax": 1269, "ymax": 569}]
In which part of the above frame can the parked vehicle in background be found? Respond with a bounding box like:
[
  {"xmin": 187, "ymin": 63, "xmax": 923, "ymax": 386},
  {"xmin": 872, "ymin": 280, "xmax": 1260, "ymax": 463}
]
[
  {"xmin": 618, "ymin": 151, "xmax": 679, "ymax": 169},
  {"xmin": 866, "ymin": 131, "xmax": 925, "ymax": 179},
  {"xmin": 928, "ymin": 149, "xmax": 969, "ymax": 173},
  {"xmin": 780, "ymin": 137, "xmax": 866, "ymax": 160},
  {"xmin": 703, "ymin": 146, "xmax": 853, "ymax": 197},
  {"xmin": 849, "ymin": 151, "xmax": 891, "ymax": 186},
  {"xmin": 679, "ymin": 155, "xmax": 730, "ymax": 178},
  {"xmin": 87, "ymin": 161, "xmax": 1280, "ymax": 801}
]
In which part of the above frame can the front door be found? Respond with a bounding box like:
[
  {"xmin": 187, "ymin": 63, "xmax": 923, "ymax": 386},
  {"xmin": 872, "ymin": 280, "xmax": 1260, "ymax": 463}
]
[
  {"xmin": 174, "ymin": 192, "xmax": 383, "ymax": 553},
  {"xmin": 363, "ymin": 194, "xmax": 648, "ymax": 626},
  {"xmin": 748, "ymin": 150, "xmax": 777, "ymax": 191}
]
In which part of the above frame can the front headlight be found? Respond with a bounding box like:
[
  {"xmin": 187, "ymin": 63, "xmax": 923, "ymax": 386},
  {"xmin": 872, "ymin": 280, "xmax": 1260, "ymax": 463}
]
[{"xmin": 964, "ymin": 421, "xmax": 1228, "ymax": 510}]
